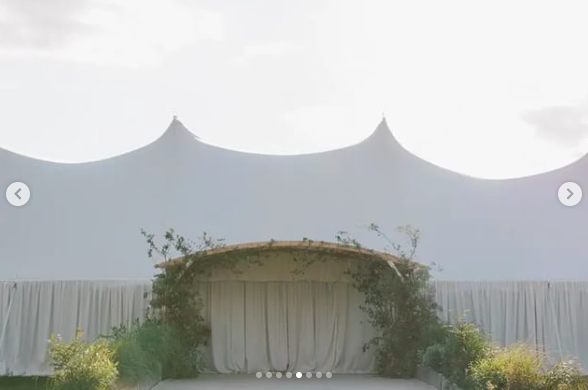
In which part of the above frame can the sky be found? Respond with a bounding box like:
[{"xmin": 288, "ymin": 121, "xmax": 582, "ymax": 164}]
[{"xmin": 0, "ymin": 0, "xmax": 588, "ymax": 179}]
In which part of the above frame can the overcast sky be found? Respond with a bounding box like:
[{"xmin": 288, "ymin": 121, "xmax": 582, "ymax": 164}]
[{"xmin": 1, "ymin": 0, "xmax": 588, "ymax": 179}]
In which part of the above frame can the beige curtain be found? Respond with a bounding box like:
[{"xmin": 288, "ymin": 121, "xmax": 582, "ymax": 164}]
[
  {"xmin": 2, "ymin": 278, "xmax": 588, "ymax": 376},
  {"xmin": 198, "ymin": 280, "xmax": 377, "ymax": 373},
  {"xmin": 0, "ymin": 280, "xmax": 152, "ymax": 376}
]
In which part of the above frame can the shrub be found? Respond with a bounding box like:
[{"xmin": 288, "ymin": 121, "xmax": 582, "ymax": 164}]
[
  {"xmin": 543, "ymin": 361, "xmax": 588, "ymax": 390},
  {"xmin": 108, "ymin": 319, "xmax": 205, "ymax": 382},
  {"xmin": 49, "ymin": 330, "xmax": 118, "ymax": 390},
  {"xmin": 421, "ymin": 343, "xmax": 446, "ymax": 373},
  {"xmin": 421, "ymin": 322, "xmax": 492, "ymax": 389},
  {"xmin": 470, "ymin": 344, "xmax": 544, "ymax": 390},
  {"xmin": 470, "ymin": 344, "xmax": 588, "ymax": 390},
  {"xmin": 108, "ymin": 320, "xmax": 167, "ymax": 385}
]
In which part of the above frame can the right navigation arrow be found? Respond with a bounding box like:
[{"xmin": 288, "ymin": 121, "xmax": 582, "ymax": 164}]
[
  {"xmin": 567, "ymin": 188, "xmax": 574, "ymax": 200},
  {"xmin": 558, "ymin": 182, "xmax": 582, "ymax": 207}
]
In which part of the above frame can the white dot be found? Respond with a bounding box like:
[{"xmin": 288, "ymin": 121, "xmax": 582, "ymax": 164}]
[
  {"xmin": 256, "ymin": 372, "xmax": 262, "ymax": 379},
  {"xmin": 276, "ymin": 372, "xmax": 282, "ymax": 378},
  {"xmin": 286, "ymin": 372, "xmax": 292, "ymax": 378},
  {"xmin": 326, "ymin": 372, "xmax": 332, "ymax": 378},
  {"xmin": 306, "ymin": 372, "xmax": 312, "ymax": 378},
  {"xmin": 296, "ymin": 372, "xmax": 302, "ymax": 378},
  {"xmin": 266, "ymin": 372, "xmax": 272, "ymax": 378},
  {"xmin": 316, "ymin": 372, "xmax": 323, "ymax": 378}
]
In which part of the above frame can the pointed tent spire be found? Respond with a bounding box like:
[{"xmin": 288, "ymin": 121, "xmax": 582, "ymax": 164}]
[
  {"xmin": 371, "ymin": 115, "xmax": 392, "ymax": 139},
  {"xmin": 158, "ymin": 115, "xmax": 200, "ymax": 143},
  {"xmin": 361, "ymin": 115, "xmax": 409, "ymax": 156}
]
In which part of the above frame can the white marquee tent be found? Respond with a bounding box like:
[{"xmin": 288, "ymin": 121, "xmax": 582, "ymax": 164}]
[
  {"xmin": 1, "ymin": 119, "xmax": 587, "ymax": 376},
  {"xmin": 1, "ymin": 118, "xmax": 586, "ymax": 280}
]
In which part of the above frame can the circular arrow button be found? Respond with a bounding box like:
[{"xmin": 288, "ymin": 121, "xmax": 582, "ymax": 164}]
[
  {"xmin": 6, "ymin": 182, "xmax": 31, "ymax": 207},
  {"xmin": 558, "ymin": 182, "xmax": 582, "ymax": 207}
]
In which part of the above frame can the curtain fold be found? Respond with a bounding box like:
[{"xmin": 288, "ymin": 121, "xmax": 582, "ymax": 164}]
[
  {"xmin": 0, "ymin": 280, "xmax": 152, "ymax": 376},
  {"xmin": 199, "ymin": 280, "xmax": 376, "ymax": 374}
]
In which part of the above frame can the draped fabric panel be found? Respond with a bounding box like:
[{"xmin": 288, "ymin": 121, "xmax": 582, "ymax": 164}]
[
  {"xmin": 198, "ymin": 281, "xmax": 377, "ymax": 374},
  {"xmin": 2, "ymin": 280, "xmax": 588, "ymax": 376},
  {"xmin": 433, "ymin": 281, "xmax": 588, "ymax": 372},
  {"xmin": 0, "ymin": 280, "xmax": 152, "ymax": 376}
]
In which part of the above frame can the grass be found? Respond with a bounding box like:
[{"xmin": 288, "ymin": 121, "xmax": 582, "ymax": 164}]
[{"xmin": 0, "ymin": 377, "xmax": 48, "ymax": 389}]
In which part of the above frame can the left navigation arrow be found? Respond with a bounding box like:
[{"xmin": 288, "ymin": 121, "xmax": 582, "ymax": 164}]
[{"xmin": 6, "ymin": 182, "xmax": 30, "ymax": 207}]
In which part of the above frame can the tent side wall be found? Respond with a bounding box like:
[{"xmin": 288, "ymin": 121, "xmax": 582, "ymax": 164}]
[{"xmin": 2, "ymin": 280, "xmax": 587, "ymax": 376}]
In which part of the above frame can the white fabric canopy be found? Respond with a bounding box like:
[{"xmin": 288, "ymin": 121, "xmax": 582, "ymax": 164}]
[
  {"xmin": 2, "ymin": 119, "xmax": 586, "ymax": 281},
  {"xmin": 2, "ymin": 280, "xmax": 587, "ymax": 376}
]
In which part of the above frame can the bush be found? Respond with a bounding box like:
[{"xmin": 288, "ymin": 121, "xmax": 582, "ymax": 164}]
[
  {"xmin": 421, "ymin": 322, "xmax": 492, "ymax": 389},
  {"xmin": 469, "ymin": 344, "xmax": 588, "ymax": 390},
  {"xmin": 543, "ymin": 361, "xmax": 588, "ymax": 390},
  {"xmin": 108, "ymin": 320, "xmax": 169, "ymax": 385},
  {"xmin": 470, "ymin": 344, "xmax": 544, "ymax": 390},
  {"xmin": 421, "ymin": 343, "xmax": 446, "ymax": 373},
  {"xmin": 49, "ymin": 330, "xmax": 118, "ymax": 390},
  {"xmin": 108, "ymin": 319, "xmax": 205, "ymax": 382}
]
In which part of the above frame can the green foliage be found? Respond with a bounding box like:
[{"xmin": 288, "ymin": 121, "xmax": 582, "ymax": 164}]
[
  {"xmin": 343, "ymin": 225, "xmax": 444, "ymax": 377},
  {"xmin": 0, "ymin": 377, "xmax": 48, "ymax": 390},
  {"xmin": 107, "ymin": 320, "xmax": 180, "ymax": 385},
  {"xmin": 149, "ymin": 269, "xmax": 209, "ymax": 378},
  {"xmin": 470, "ymin": 344, "xmax": 542, "ymax": 390},
  {"xmin": 142, "ymin": 229, "xmax": 225, "ymax": 378},
  {"xmin": 421, "ymin": 343, "xmax": 446, "ymax": 373},
  {"xmin": 543, "ymin": 361, "xmax": 588, "ymax": 390},
  {"xmin": 470, "ymin": 344, "xmax": 588, "ymax": 390},
  {"xmin": 48, "ymin": 330, "xmax": 118, "ymax": 390},
  {"xmin": 422, "ymin": 321, "xmax": 492, "ymax": 389}
]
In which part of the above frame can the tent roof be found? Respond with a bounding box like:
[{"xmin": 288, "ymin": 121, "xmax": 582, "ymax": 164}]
[{"xmin": 2, "ymin": 117, "xmax": 587, "ymax": 280}]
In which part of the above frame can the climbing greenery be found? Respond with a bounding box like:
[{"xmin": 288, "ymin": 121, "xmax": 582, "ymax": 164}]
[
  {"xmin": 337, "ymin": 224, "xmax": 444, "ymax": 377},
  {"xmin": 142, "ymin": 229, "xmax": 268, "ymax": 378},
  {"xmin": 142, "ymin": 229, "xmax": 225, "ymax": 378}
]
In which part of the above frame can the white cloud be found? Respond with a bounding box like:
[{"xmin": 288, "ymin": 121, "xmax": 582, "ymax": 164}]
[{"xmin": 0, "ymin": 0, "xmax": 226, "ymax": 67}]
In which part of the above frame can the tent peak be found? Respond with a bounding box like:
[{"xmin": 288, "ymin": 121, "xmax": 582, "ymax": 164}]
[{"xmin": 160, "ymin": 116, "xmax": 200, "ymax": 142}]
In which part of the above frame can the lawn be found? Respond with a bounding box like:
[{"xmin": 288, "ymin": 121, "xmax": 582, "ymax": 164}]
[{"xmin": 0, "ymin": 377, "xmax": 48, "ymax": 389}]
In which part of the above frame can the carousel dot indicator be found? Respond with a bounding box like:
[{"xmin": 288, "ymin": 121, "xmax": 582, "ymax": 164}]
[
  {"xmin": 255, "ymin": 372, "xmax": 262, "ymax": 378},
  {"xmin": 296, "ymin": 372, "xmax": 303, "ymax": 378}
]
